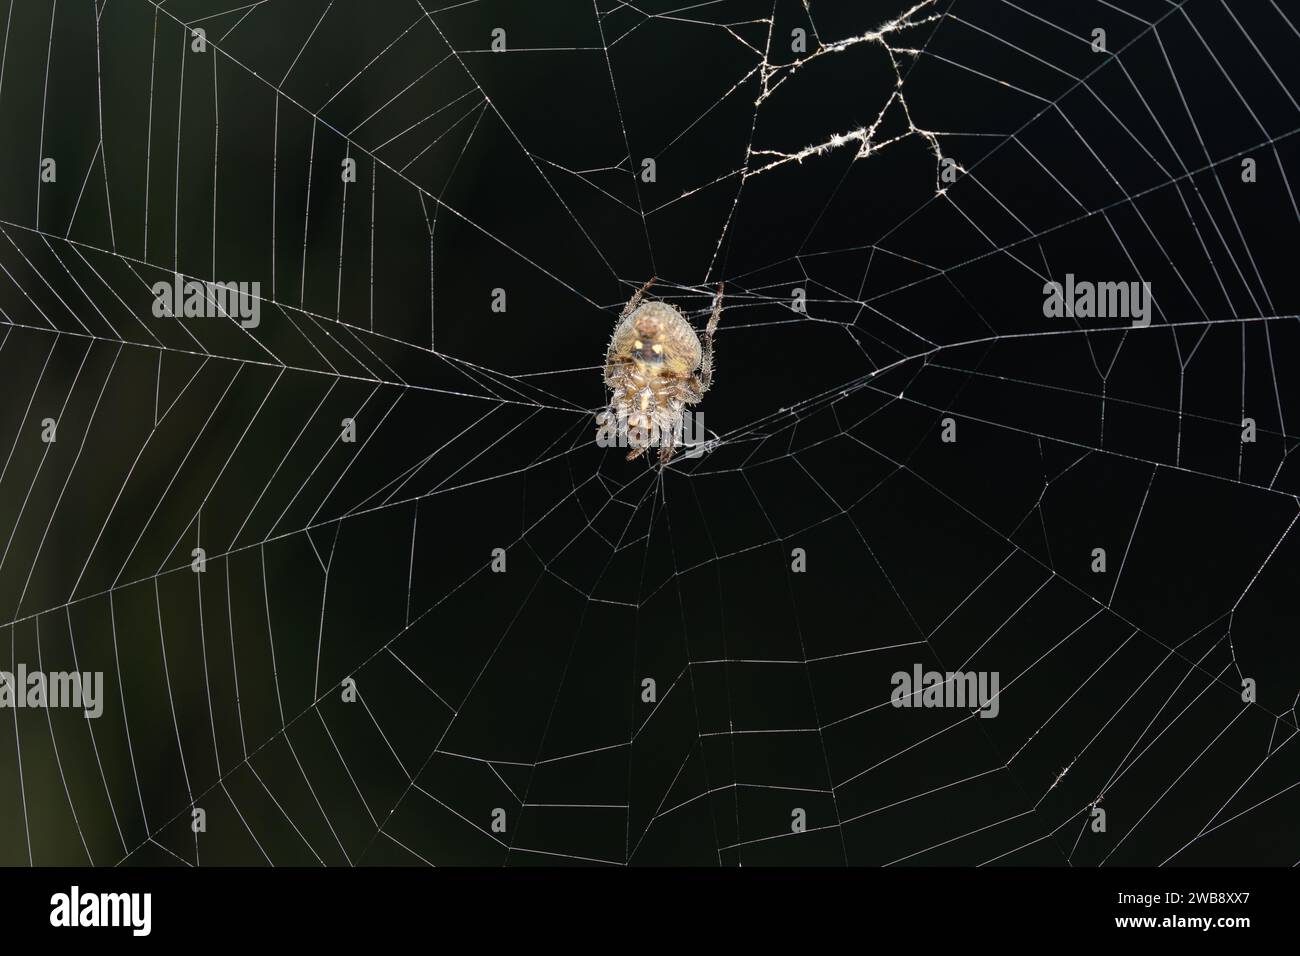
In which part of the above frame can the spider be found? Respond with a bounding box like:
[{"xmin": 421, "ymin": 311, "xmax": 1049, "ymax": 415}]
[{"xmin": 596, "ymin": 278, "xmax": 723, "ymax": 467}]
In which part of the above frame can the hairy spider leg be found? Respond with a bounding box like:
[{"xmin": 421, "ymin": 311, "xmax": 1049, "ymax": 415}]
[
  {"xmin": 620, "ymin": 276, "xmax": 657, "ymax": 320},
  {"xmin": 697, "ymin": 282, "xmax": 724, "ymax": 393}
]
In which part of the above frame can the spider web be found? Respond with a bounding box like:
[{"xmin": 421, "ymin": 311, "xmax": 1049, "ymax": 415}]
[{"xmin": 0, "ymin": 0, "xmax": 1298, "ymax": 867}]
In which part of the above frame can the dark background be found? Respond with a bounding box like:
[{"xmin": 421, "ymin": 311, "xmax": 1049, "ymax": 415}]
[{"xmin": 0, "ymin": 0, "xmax": 1297, "ymax": 867}]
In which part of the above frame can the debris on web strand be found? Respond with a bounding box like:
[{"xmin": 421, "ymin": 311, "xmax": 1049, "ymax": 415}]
[{"xmin": 743, "ymin": 0, "xmax": 962, "ymax": 192}]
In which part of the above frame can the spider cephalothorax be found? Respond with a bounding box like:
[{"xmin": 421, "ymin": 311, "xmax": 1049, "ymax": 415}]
[{"xmin": 596, "ymin": 278, "xmax": 723, "ymax": 466}]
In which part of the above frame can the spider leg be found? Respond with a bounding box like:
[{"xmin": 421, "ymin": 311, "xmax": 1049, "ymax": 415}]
[
  {"xmin": 620, "ymin": 276, "xmax": 657, "ymax": 320},
  {"xmin": 697, "ymin": 282, "xmax": 724, "ymax": 393},
  {"xmin": 657, "ymin": 420, "xmax": 679, "ymax": 468}
]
